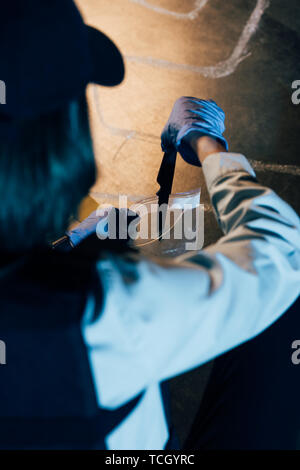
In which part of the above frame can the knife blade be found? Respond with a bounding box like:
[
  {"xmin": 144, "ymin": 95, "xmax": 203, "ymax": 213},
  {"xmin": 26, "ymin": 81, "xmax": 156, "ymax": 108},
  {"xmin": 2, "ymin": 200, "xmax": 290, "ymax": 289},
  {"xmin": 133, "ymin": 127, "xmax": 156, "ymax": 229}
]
[{"xmin": 156, "ymin": 149, "xmax": 177, "ymax": 240}]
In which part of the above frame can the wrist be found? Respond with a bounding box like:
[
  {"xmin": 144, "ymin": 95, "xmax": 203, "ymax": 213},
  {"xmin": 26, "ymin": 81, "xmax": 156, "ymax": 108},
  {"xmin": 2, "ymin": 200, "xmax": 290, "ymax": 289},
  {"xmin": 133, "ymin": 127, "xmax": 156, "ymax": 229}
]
[{"xmin": 188, "ymin": 133, "xmax": 227, "ymax": 164}]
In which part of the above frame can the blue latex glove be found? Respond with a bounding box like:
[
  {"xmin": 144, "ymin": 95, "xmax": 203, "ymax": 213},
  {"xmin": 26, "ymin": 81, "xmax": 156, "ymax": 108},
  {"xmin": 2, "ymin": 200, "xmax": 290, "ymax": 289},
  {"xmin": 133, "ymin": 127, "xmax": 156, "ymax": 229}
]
[{"xmin": 161, "ymin": 97, "xmax": 228, "ymax": 166}]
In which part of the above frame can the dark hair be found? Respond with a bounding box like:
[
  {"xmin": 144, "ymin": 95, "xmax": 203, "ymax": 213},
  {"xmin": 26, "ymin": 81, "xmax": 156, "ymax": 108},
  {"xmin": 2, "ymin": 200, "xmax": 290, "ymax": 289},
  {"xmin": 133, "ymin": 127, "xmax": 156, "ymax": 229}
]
[{"xmin": 0, "ymin": 94, "xmax": 96, "ymax": 253}]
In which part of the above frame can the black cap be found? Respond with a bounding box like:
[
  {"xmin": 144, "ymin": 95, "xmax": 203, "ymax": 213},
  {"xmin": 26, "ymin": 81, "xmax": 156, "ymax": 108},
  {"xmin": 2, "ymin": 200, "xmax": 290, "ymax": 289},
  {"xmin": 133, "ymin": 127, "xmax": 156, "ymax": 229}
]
[{"xmin": 0, "ymin": 0, "xmax": 125, "ymax": 119}]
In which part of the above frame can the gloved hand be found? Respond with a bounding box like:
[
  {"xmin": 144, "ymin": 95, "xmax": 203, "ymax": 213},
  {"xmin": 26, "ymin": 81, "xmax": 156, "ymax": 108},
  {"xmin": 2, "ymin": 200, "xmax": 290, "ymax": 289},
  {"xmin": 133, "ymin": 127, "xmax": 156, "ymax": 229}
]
[{"xmin": 161, "ymin": 96, "xmax": 228, "ymax": 166}]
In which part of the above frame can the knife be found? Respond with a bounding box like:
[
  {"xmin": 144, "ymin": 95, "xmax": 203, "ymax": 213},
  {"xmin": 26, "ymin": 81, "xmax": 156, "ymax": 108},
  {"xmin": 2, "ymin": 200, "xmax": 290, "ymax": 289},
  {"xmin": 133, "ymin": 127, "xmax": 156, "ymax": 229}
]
[{"xmin": 156, "ymin": 149, "xmax": 177, "ymax": 240}]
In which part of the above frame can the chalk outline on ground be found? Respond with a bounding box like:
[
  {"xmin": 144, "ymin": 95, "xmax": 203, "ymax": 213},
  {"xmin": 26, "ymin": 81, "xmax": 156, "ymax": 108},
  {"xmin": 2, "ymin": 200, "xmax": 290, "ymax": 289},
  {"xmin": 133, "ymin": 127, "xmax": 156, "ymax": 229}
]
[
  {"xmin": 94, "ymin": 0, "xmax": 270, "ymax": 145},
  {"xmin": 92, "ymin": 0, "xmax": 300, "ymax": 177},
  {"xmin": 127, "ymin": 0, "xmax": 270, "ymax": 78}
]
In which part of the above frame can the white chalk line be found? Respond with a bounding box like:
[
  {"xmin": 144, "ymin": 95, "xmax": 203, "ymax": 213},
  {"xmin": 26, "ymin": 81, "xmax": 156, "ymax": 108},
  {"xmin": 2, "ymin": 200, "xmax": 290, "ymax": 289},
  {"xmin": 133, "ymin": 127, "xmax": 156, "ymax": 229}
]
[
  {"xmin": 126, "ymin": 0, "xmax": 270, "ymax": 78},
  {"xmin": 249, "ymin": 159, "xmax": 300, "ymax": 176},
  {"xmin": 130, "ymin": 0, "xmax": 209, "ymax": 20}
]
